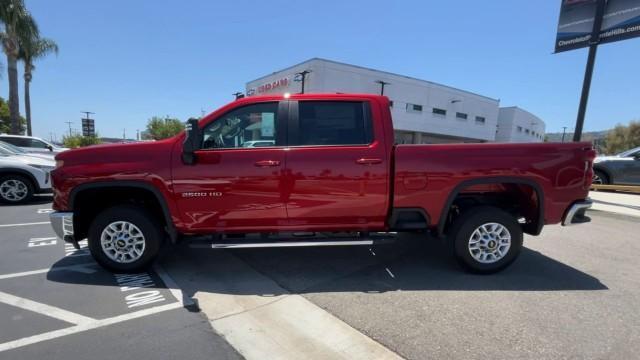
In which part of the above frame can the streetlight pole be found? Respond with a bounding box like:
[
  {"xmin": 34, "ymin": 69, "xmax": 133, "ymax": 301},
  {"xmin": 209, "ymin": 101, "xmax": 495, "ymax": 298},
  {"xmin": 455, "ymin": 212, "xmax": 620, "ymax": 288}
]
[
  {"xmin": 295, "ymin": 70, "xmax": 312, "ymax": 94},
  {"xmin": 375, "ymin": 80, "xmax": 390, "ymax": 95},
  {"xmin": 561, "ymin": 126, "xmax": 568, "ymax": 142}
]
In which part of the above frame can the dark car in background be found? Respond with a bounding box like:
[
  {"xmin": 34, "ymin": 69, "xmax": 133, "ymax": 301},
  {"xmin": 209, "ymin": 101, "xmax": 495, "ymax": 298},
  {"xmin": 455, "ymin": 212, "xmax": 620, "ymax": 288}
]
[{"xmin": 593, "ymin": 146, "xmax": 640, "ymax": 185}]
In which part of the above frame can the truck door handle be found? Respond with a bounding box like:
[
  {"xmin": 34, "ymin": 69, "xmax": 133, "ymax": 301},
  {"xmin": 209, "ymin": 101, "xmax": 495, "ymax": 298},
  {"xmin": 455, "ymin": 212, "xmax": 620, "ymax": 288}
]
[
  {"xmin": 254, "ymin": 160, "xmax": 281, "ymax": 167},
  {"xmin": 355, "ymin": 158, "xmax": 382, "ymax": 165}
]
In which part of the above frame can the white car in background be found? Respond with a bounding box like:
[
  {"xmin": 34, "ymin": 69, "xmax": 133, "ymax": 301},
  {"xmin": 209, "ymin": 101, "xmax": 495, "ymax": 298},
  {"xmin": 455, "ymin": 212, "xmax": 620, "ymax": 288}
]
[
  {"xmin": 0, "ymin": 140, "xmax": 55, "ymax": 161},
  {"xmin": 0, "ymin": 145, "xmax": 55, "ymax": 203},
  {"xmin": 0, "ymin": 134, "xmax": 68, "ymax": 154}
]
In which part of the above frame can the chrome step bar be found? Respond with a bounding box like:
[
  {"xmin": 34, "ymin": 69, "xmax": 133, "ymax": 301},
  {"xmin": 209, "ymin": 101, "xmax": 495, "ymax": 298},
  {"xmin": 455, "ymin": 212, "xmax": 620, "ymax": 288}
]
[{"xmin": 189, "ymin": 237, "xmax": 396, "ymax": 249}]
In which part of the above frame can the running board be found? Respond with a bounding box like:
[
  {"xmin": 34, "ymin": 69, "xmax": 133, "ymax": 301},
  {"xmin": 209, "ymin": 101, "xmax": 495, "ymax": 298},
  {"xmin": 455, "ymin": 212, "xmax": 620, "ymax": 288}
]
[{"xmin": 189, "ymin": 237, "xmax": 395, "ymax": 249}]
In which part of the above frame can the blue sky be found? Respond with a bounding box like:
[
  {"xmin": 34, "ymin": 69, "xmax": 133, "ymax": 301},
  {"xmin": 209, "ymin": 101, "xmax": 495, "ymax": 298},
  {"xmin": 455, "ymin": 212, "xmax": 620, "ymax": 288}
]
[{"xmin": 3, "ymin": 0, "xmax": 640, "ymax": 140}]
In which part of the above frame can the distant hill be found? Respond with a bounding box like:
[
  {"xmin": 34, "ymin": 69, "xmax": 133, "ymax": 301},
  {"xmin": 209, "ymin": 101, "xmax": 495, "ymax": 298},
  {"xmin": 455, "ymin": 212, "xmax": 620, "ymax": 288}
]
[
  {"xmin": 545, "ymin": 129, "xmax": 609, "ymax": 153},
  {"xmin": 546, "ymin": 130, "xmax": 608, "ymax": 143}
]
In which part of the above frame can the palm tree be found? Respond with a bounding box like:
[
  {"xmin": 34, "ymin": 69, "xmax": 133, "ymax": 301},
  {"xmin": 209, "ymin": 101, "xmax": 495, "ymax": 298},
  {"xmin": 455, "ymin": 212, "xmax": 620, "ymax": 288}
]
[
  {"xmin": 19, "ymin": 36, "xmax": 57, "ymax": 136},
  {"xmin": 0, "ymin": 0, "xmax": 38, "ymax": 134}
]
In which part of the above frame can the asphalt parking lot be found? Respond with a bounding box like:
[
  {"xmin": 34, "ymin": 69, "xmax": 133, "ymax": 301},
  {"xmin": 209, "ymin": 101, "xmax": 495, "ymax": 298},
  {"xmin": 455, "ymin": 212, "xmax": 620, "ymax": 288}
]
[
  {"xmin": 1, "ymin": 195, "xmax": 640, "ymax": 359},
  {"xmin": 0, "ymin": 197, "xmax": 240, "ymax": 360}
]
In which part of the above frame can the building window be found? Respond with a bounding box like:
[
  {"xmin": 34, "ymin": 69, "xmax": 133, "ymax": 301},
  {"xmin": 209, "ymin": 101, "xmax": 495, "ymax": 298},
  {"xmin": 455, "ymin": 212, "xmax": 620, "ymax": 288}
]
[
  {"xmin": 525, "ymin": 129, "xmax": 530, "ymax": 134},
  {"xmin": 432, "ymin": 108, "xmax": 446, "ymax": 116},
  {"xmin": 475, "ymin": 116, "xmax": 486, "ymax": 124},
  {"xmin": 517, "ymin": 126, "xmax": 523, "ymax": 132},
  {"xmin": 456, "ymin": 112, "xmax": 468, "ymax": 120},
  {"xmin": 406, "ymin": 103, "xmax": 422, "ymax": 112}
]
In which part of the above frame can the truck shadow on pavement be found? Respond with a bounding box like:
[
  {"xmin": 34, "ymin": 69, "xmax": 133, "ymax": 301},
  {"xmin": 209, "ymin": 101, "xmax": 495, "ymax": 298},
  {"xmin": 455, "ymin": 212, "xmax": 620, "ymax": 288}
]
[{"xmin": 46, "ymin": 234, "xmax": 607, "ymax": 302}]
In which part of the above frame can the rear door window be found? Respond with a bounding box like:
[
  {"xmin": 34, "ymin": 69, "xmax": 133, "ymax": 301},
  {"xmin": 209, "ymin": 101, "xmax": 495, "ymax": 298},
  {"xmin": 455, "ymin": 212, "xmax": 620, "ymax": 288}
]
[
  {"xmin": 0, "ymin": 137, "xmax": 29, "ymax": 147},
  {"xmin": 292, "ymin": 101, "xmax": 372, "ymax": 146}
]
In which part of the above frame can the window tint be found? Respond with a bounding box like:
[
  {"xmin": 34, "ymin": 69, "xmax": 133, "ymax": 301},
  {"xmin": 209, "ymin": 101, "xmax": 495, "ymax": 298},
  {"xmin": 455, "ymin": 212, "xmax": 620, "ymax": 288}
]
[
  {"xmin": 201, "ymin": 102, "xmax": 278, "ymax": 149},
  {"xmin": 296, "ymin": 101, "xmax": 371, "ymax": 146},
  {"xmin": 0, "ymin": 137, "xmax": 29, "ymax": 147}
]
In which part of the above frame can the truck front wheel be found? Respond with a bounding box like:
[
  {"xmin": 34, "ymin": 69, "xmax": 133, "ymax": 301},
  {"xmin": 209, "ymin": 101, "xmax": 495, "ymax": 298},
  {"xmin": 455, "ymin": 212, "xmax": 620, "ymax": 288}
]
[
  {"xmin": 88, "ymin": 205, "xmax": 163, "ymax": 273},
  {"xmin": 449, "ymin": 206, "xmax": 523, "ymax": 274}
]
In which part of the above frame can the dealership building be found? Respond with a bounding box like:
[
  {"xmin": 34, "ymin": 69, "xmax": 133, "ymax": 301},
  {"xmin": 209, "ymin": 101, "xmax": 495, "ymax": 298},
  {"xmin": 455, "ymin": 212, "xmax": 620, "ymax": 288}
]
[{"xmin": 245, "ymin": 58, "xmax": 545, "ymax": 144}]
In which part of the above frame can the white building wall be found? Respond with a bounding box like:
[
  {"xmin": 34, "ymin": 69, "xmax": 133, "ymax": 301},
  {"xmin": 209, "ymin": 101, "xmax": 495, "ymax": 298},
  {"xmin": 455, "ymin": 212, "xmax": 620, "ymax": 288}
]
[
  {"xmin": 246, "ymin": 58, "xmax": 543, "ymax": 144},
  {"xmin": 496, "ymin": 107, "xmax": 546, "ymax": 143}
]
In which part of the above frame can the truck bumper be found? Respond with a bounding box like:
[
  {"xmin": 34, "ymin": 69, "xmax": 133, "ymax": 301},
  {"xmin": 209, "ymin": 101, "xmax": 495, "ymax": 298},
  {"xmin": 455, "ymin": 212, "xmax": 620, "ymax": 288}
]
[
  {"xmin": 562, "ymin": 199, "xmax": 592, "ymax": 226},
  {"xmin": 50, "ymin": 211, "xmax": 75, "ymax": 242}
]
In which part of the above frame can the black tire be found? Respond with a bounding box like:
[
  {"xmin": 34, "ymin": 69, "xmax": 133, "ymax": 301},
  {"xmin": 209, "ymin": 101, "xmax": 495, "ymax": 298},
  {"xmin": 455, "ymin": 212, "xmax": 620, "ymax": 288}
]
[
  {"xmin": 0, "ymin": 174, "xmax": 34, "ymax": 204},
  {"xmin": 449, "ymin": 206, "xmax": 523, "ymax": 274},
  {"xmin": 88, "ymin": 205, "xmax": 163, "ymax": 273},
  {"xmin": 593, "ymin": 169, "xmax": 609, "ymax": 185}
]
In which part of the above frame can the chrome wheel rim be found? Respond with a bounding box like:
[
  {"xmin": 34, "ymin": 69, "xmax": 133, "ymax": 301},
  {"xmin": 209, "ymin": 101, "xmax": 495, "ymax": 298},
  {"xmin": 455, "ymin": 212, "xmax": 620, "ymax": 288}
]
[
  {"xmin": 100, "ymin": 221, "xmax": 146, "ymax": 263},
  {"xmin": 468, "ymin": 222, "xmax": 511, "ymax": 264},
  {"xmin": 0, "ymin": 179, "xmax": 28, "ymax": 202},
  {"xmin": 592, "ymin": 174, "xmax": 603, "ymax": 184}
]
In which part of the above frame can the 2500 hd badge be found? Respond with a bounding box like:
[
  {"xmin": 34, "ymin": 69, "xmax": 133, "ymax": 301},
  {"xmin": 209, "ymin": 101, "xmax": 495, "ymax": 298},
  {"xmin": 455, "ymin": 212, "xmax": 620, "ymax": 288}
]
[{"xmin": 181, "ymin": 191, "xmax": 223, "ymax": 198}]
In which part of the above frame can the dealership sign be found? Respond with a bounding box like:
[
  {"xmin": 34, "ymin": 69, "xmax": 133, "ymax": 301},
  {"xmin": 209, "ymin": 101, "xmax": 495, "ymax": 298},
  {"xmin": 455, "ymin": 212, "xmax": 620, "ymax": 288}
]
[
  {"xmin": 247, "ymin": 77, "xmax": 290, "ymax": 96},
  {"xmin": 555, "ymin": 0, "xmax": 640, "ymax": 52}
]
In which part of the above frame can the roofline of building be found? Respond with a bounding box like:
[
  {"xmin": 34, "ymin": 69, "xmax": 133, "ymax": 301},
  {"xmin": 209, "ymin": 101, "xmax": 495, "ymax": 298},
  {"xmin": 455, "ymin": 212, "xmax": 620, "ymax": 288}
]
[
  {"xmin": 499, "ymin": 106, "xmax": 544, "ymax": 125},
  {"xmin": 246, "ymin": 57, "xmax": 500, "ymax": 103}
]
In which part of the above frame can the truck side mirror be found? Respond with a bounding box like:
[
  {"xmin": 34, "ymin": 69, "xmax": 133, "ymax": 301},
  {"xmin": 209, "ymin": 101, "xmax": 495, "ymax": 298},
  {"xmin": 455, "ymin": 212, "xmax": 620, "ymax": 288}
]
[{"xmin": 182, "ymin": 118, "xmax": 201, "ymax": 165}]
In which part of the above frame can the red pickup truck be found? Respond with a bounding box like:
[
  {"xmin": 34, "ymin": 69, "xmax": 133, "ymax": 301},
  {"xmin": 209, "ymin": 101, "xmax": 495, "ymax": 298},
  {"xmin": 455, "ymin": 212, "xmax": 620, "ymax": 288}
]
[{"xmin": 49, "ymin": 94, "xmax": 595, "ymax": 274}]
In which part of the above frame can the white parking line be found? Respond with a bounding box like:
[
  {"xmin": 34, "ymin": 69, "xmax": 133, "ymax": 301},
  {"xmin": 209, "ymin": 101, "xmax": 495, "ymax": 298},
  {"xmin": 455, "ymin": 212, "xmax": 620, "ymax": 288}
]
[
  {"xmin": 153, "ymin": 264, "xmax": 193, "ymax": 307},
  {"xmin": 0, "ymin": 263, "xmax": 97, "ymax": 280},
  {"xmin": 0, "ymin": 221, "xmax": 50, "ymax": 228},
  {"xmin": 0, "ymin": 302, "xmax": 183, "ymax": 352},
  {"xmin": 0, "ymin": 291, "xmax": 95, "ymax": 325}
]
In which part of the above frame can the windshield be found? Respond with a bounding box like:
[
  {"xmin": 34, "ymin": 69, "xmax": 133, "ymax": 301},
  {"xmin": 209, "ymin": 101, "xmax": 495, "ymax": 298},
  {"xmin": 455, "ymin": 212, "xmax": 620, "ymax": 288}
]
[
  {"xmin": 0, "ymin": 141, "xmax": 25, "ymax": 154},
  {"xmin": 617, "ymin": 146, "xmax": 640, "ymax": 157}
]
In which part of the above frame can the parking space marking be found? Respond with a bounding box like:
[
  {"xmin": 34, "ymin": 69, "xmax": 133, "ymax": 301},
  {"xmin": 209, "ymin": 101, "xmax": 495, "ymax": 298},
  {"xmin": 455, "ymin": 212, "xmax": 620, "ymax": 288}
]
[
  {"xmin": 0, "ymin": 291, "xmax": 95, "ymax": 325},
  {"xmin": 153, "ymin": 264, "xmax": 193, "ymax": 307},
  {"xmin": 0, "ymin": 221, "xmax": 50, "ymax": 228},
  {"xmin": 28, "ymin": 237, "xmax": 57, "ymax": 247},
  {"xmin": 0, "ymin": 263, "xmax": 97, "ymax": 280},
  {"xmin": 0, "ymin": 301, "xmax": 183, "ymax": 353}
]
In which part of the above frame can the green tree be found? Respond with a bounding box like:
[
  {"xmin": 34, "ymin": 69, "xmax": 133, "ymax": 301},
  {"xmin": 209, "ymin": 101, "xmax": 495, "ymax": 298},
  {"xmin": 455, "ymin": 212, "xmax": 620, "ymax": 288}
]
[
  {"xmin": 603, "ymin": 121, "xmax": 640, "ymax": 155},
  {"xmin": 0, "ymin": 0, "xmax": 39, "ymax": 134},
  {"xmin": 18, "ymin": 36, "xmax": 58, "ymax": 136},
  {"xmin": 61, "ymin": 133, "xmax": 101, "ymax": 148},
  {"xmin": 144, "ymin": 116, "xmax": 183, "ymax": 140},
  {"xmin": 0, "ymin": 95, "xmax": 25, "ymax": 133}
]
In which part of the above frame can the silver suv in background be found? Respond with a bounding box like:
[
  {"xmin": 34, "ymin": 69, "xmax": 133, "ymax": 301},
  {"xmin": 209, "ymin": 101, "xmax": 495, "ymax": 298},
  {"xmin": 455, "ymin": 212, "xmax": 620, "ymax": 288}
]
[
  {"xmin": 0, "ymin": 134, "xmax": 68, "ymax": 154},
  {"xmin": 0, "ymin": 144, "xmax": 55, "ymax": 203},
  {"xmin": 593, "ymin": 146, "xmax": 640, "ymax": 185}
]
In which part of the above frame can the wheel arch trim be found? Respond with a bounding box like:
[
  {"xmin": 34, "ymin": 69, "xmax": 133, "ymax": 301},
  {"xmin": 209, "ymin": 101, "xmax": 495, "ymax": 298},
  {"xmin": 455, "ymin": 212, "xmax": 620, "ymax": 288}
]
[
  {"xmin": 69, "ymin": 180, "xmax": 177, "ymax": 242},
  {"xmin": 436, "ymin": 177, "xmax": 545, "ymax": 237}
]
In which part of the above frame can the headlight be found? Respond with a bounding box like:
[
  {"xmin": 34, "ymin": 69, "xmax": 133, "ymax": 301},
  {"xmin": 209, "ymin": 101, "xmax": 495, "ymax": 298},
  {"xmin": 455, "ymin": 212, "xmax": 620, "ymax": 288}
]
[{"xmin": 29, "ymin": 164, "xmax": 56, "ymax": 171}]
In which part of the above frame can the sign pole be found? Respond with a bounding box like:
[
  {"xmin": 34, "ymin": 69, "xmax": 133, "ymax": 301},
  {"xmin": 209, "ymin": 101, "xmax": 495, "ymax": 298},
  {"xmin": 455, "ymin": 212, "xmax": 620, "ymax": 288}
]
[{"xmin": 573, "ymin": 0, "xmax": 607, "ymax": 142}]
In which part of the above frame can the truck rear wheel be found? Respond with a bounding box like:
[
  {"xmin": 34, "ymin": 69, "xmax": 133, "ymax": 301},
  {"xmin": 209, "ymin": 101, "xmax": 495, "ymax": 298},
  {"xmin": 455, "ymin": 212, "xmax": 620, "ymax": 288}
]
[
  {"xmin": 449, "ymin": 206, "xmax": 522, "ymax": 274},
  {"xmin": 88, "ymin": 205, "xmax": 163, "ymax": 273}
]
